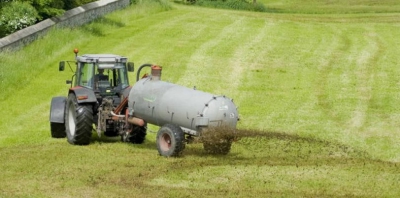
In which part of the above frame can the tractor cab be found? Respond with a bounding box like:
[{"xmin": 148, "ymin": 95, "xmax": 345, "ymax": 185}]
[
  {"xmin": 77, "ymin": 60, "xmax": 131, "ymax": 96},
  {"xmin": 51, "ymin": 49, "xmax": 145, "ymax": 146},
  {"xmin": 59, "ymin": 52, "xmax": 134, "ymax": 96}
]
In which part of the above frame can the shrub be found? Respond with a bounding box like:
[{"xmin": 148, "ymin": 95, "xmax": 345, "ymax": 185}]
[
  {"xmin": 28, "ymin": 0, "xmax": 65, "ymax": 19},
  {"xmin": 130, "ymin": 0, "xmax": 172, "ymax": 10},
  {"xmin": 194, "ymin": 0, "xmax": 267, "ymax": 12},
  {"xmin": 63, "ymin": 0, "xmax": 96, "ymax": 10},
  {"xmin": 0, "ymin": 1, "xmax": 39, "ymax": 37},
  {"xmin": 131, "ymin": 0, "xmax": 170, "ymax": 5}
]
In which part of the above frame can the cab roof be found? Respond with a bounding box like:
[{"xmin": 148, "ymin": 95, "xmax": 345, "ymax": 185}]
[{"xmin": 76, "ymin": 54, "xmax": 128, "ymax": 63}]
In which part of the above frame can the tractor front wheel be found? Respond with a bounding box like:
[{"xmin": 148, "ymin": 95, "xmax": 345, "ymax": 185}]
[
  {"xmin": 156, "ymin": 124, "xmax": 185, "ymax": 157},
  {"xmin": 50, "ymin": 122, "xmax": 66, "ymax": 138},
  {"xmin": 65, "ymin": 94, "xmax": 93, "ymax": 145}
]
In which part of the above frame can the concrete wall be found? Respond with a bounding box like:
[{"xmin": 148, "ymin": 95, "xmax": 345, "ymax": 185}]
[{"xmin": 0, "ymin": 0, "xmax": 130, "ymax": 52}]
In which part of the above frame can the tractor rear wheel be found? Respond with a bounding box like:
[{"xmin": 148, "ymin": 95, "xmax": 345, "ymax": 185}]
[
  {"xmin": 156, "ymin": 124, "xmax": 185, "ymax": 157},
  {"xmin": 121, "ymin": 123, "xmax": 147, "ymax": 144},
  {"xmin": 50, "ymin": 122, "xmax": 66, "ymax": 138},
  {"xmin": 65, "ymin": 94, "xmax": 93, "ymax": 145}
]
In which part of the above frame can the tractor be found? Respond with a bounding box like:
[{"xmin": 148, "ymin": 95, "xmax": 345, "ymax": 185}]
[{"xmin": 49, "ymin": 49, "xmax": 145, "ymax": 145}]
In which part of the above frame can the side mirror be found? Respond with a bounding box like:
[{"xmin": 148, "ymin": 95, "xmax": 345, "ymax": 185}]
[
  {"xmin": 59, "ymin": 61, "xmax": 65, "ymax": 71},
  {"xmin": 127, "ymin": 62, "xmax": 134, "ymax": 72}
]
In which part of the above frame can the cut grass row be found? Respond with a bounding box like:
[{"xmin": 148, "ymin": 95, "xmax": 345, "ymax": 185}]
[
  {"xmin": 258, "ymin": 0, "xmax": 400, "ymax": 13},
  {"xmin": 186, "ymin": 0, "xmax": 400, "ymax": 14},
  {"xmin": 0, "ymin": 1, "xmax": 399, "ymax": 197}
]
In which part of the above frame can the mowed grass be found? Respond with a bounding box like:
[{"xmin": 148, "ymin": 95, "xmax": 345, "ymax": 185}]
[
  {"xmin": 258, "ymin": 0, "xmax": 400, "ymax": 13},
  {"xmin": 1, "ymin": 1, "xmax": 400, "ymax": 197}
]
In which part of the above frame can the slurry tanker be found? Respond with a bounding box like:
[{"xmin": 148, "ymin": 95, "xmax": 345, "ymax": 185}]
[{"xmin": 49, "ymin": 49, "xmax": 239, "ymax": 157}]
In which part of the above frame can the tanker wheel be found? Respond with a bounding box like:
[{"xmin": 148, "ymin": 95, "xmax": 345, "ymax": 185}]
[
  {"xmin": 203, "ymin": 140, "xmax": 232, "ymax": 155},
  {"xmin": 65, "ymin": 94, "xmax": 93, "ymax": 145},
  {"xmin": 156, "ymin": 124, "xmax": 185, "ymax": 157},
  {"xmin": 50, "ymin": 122, "xmax": 66, "ymax": 138},
  {"xmin": 121, "ymin": 123, "xmax": 147, "ymax": 144}
]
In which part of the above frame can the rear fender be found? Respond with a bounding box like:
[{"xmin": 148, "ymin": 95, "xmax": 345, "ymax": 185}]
[
  {"xmin": 69, "ymin": 86, "xmax": 97, "ymax": 104},
  {"xmin": 49, "ymin": 96, "xmax": 67, "ymax": 123}
]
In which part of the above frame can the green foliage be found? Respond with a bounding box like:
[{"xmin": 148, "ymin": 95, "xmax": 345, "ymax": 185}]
[
  {"xmin": 226, "ymin": 0, "xmax": 266, "ymax": 11},
  {"xmin": 0, "ymin": 0, "xmax": 12, "ymax": 9},
  {"xmin": 25, "ymin": 0, "xmax": 65, "ymax": 19},
  {"xmin": 0, "ymin": 1, "xmax": 39, "ymax": 37},
  {"xmin": 0, "ymin": 0, "xmax": 99, "ymax": 37},
  {"xmin": 63, "ymin": 0, "xmax": 96, "ymax": 10},
  {"xmin": 194, "ymin": 0, "xmax": 267, "ymax": 12},
  {"xmin": 131, "ymin": 0, "xmax": 171, "ymax": 8}
]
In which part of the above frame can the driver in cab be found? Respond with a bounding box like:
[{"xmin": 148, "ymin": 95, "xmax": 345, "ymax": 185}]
[{"xmin": 93, "ymin": 69, "xmax": 109, "ymax": 89}]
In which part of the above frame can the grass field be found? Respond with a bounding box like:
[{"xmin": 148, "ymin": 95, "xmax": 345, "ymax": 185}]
[
  {"xmin": 258, "ymin": 0, "xmax": 400, "ymax": 13},
  {"xmin": 0, "ymin": 0, "xmax": 400, "ymax": 197}
]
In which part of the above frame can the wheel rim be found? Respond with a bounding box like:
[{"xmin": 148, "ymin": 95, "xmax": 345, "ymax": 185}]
[
  {"xmin": 160, "ymin": 133, "xmax": 171, "ymax": 151},
  {"xmin": 68, "ymin": 103, "xmax": 76, "ymax": 136}
]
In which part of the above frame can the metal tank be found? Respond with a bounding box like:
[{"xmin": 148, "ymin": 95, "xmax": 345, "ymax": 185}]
[{"xmin": 128, "ymin": 65, "xmax": 239, "ymax": 136}]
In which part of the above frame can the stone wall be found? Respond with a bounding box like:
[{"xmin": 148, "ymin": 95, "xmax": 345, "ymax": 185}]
[{"xmin": 0, "ymin": 0, "xmax": 130, "ymax": 52}]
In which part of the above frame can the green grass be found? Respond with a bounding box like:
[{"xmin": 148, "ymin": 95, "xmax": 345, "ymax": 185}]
[
  {"xmin": 184, "ymin": 0, "xmax": 400, "ymax": 14},
  {"xmin": 1, "ymin": 0, "xmax": 400, "ymax": 197},
  {"xmin": 258, "ymin": 0, "xmax": 400, "ymax": 13}
]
